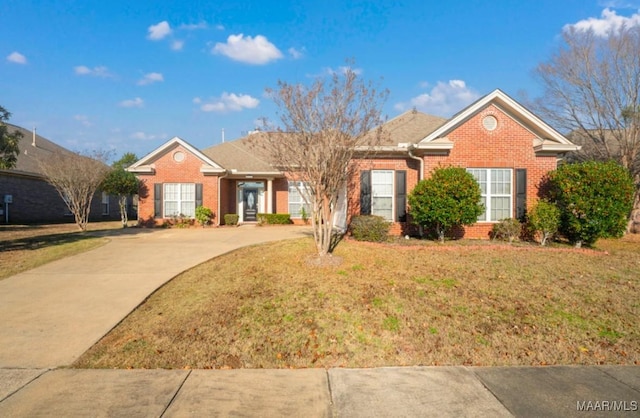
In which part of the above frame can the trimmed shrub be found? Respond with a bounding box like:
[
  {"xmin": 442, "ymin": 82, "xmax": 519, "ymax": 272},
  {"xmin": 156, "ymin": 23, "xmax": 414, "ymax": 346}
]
[
  {"xmin": 527, "ymin": 200, "xmax": 560, "ymax": 246},
  {"xmin": 408, "ymin": 166, "xmax": 483, "ymax": 242},
  {"xmin": 257, "ymin": 213, "xmax": 292, "ymax": 225},
  {"xmin": 195, "ymin": 206, "xmax": 214, "ymax": 227},
  {"xmin": 350, "ymin": 215, "xmax": 390, "ymax": 242},
  {"xmin": 491, "ymin": 218, "xmax": 522, "ymax": 243},
  {"xmin": 224, "ymin": 213, "xmax": 239, "ymax": 226},
  {"xmin": 548, "ymin": 161, "xmax": 635, "ymax": 247}
]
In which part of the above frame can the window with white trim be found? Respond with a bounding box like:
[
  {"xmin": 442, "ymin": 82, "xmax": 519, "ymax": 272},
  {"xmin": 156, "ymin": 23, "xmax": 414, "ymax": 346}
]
[
  {"xmin": 102, "ymin": 192, "xmax": 110, "ymax": 215},
  {"xmin": 371, "ymin": 170, "xmax": 394, "ymax": 221},
  {"xmin": 164, "ymin": 183, "xmax": 196, "ymax": 217},
  {"xmin": 288, "ymin": 181, "xmax": 312, "ymax": 218},
  {"xmin": 467, "ymin": 169, "xmax": 512, "ymax": 222}
]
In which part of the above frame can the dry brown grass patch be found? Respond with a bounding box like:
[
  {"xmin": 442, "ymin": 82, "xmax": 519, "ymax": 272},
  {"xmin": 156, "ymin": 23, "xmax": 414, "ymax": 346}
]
[{"xmin": 74, "ymin": 236, "xmax": 640, "ymax": 369}]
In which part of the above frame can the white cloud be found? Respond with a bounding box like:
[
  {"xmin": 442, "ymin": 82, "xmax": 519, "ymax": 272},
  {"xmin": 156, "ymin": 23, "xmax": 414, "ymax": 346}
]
[
  {"xmin": 288, "ymin": 47, "xmax": 304, "ymax": 59},
  {"xmin": 74, "ymin": 65, "xmax": 113, "ymax": 78},
  {"xmin": 119, "ymin": 97, "xmax": 144, "ymax": 108},
  {"xmin": 147, "ymin": 21, "xmax": 172, "ymax": 40},
  {"xmin": 212, "ymin": 34, "xmax": 283, "ymax": 65},
  {"xmin": 73, "ymin": 115, "xmax": 92, "ymax": 127},
  {"xmin": 130, "ymin": 131, "xmax": 158, "ymax": 140},
  {"xmin": 200, "ymin": 92, "xmax": 259, "ymax": 112},
  {"xmin": 137, "ymin": 72, "xmax": 164, "ymax": 86},
  {"xmin": 215, "ymin": 24, "xmax": 225, "ymax": 30},
  {"xmin": 394, "ymin": 80, "xmax": 480, "ymax": 117},
  {"xmin": 564, "ymin": 8, "xmax": 640, "ymax": 36},
  {"xmin": 171, "ymin": 40, "xmax": 184, "ymax": 50},
  {"xmin": 7, "ymin": 51, "xmax": 27, "ymax": 64}
]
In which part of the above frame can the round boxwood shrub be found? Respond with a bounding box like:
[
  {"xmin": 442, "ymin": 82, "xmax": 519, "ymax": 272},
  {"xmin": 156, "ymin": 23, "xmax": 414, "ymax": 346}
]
[
  {"xmin": 548, "ymin": 161, "xmax": 635, "ymax": 247},
  {"xmin": 350, "ymin": 215, "xmax": 390, "ymax": 242},
  {"xmin": 408, "ymin": 166, "xmax": 483, "ymax": 242},
  {"xmin": 527, "ymin": 200, "xmax": 560, "ymax": 246}
]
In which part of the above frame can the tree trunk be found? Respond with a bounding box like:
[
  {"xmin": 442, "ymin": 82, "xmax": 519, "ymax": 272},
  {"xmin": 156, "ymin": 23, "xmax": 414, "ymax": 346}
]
[
  {"xmin": 628, "ymin": 188, "xmax": 640, "ymax": 234},
  {"xmin": 119, "ymin": 195, "xmax": 128, "ymax": 227}
]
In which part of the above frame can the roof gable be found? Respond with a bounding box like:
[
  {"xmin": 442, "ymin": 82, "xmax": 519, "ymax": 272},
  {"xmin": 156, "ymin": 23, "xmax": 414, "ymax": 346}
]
[
  {"xmin": 128, "ymin": 136, "xmax": 225, "ymax": 174},
  {"xmin": 416, "ymin": 89, "xmax": 579, "ymax": 153}
]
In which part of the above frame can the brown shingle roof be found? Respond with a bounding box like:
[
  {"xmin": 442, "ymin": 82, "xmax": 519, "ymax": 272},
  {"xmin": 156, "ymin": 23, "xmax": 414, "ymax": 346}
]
[
  {"xmin": 364, "ymin": 110, "xmax": 447, "ymax": 147},
  {"xmin": 201, "ymin": 132, "xmax": 281, "ymax": 173}
]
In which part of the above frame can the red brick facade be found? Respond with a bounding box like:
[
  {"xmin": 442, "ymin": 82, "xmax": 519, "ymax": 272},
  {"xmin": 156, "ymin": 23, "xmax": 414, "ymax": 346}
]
[
  {"xmin": 136, "ymin": 144, "xmax": 219, "ymax": 225},
  {"xmin": 131, "ymin": 91, "xmax": 574, "ymax": 236}
]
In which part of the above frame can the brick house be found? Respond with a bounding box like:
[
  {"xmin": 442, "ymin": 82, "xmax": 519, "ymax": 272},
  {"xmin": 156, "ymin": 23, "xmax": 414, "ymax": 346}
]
[
  {"xmin": 129, "ymin": 89, "xmax": 579, "ymax": 238},
  {"xmin": 0, "ymin": 125, "xmax": 123, "ymax": 224}
]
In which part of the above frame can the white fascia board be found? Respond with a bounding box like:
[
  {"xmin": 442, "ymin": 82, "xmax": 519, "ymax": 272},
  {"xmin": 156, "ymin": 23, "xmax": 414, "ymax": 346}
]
[
  {"xmin": 127, "ymin": 165, "xmax": 155, "ymax": 174},
  {"xmin": 534, "ymin": 141, "xmax": 581, "ymax": 153},
  {"xmin": 418, "ymin": 89, "xmax": 575, "ymax": 147},
  {"xmin": 200, "ymin": 166, "xmax": 227, "ymax": 175},
  {"xmin": 129, "ymin": 136, "xmax": 225, "ymax": 170}
]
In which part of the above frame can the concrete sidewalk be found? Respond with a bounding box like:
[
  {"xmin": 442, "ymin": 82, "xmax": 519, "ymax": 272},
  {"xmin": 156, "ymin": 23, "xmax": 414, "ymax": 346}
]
[
  {"xmin": 0, "ymin": 225, "xmax": 311, "ymax": 368},
  {"xmin": 0, "ymin": 366, "xmax": 638, "ymax": 417}
]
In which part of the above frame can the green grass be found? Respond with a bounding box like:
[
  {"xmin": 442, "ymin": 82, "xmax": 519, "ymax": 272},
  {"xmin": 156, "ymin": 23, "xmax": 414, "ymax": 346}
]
[{"xmin": 74, "ymin": 235, "xmax": 640, "ymax": 369}]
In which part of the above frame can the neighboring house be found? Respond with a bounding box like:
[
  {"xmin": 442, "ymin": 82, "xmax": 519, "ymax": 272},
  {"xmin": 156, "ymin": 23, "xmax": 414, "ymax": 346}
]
[
  {"xmin": 0, "ymin": 125, "xmax": 124, "ymax": 224},
  {"xmin": 128, "ymin": 89, "xmax": 579, "ymax": 238}
]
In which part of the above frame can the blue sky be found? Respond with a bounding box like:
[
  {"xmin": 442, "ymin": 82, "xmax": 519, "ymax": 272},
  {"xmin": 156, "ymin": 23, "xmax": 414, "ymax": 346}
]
[{"xmin": 2, "ymin": 0, "xmax": 640, "ymax": 160}]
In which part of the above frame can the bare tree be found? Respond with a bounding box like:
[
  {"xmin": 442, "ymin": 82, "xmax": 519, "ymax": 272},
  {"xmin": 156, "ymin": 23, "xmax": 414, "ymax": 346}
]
[
  {"xmin": 38, "ymin": 151, "xmax": 112, "ymax": 231},
  {"xmin": 533, "ymin": 25, "xmax": 640, "ymax": 232},
  {"xmin": 262, "ymin": 66, "xmax": 388, "ymax": 257}
]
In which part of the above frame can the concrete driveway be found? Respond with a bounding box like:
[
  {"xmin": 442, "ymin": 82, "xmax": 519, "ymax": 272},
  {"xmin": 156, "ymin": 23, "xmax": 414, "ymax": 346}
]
[{"xmin": 0, "ymin": 225, "xmax": 311, "ymax": 368}]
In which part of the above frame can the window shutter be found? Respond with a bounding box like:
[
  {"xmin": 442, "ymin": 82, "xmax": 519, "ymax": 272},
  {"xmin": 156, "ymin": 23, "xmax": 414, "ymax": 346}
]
[
  {"xmin": 515, "ymin": 169, "xmax": 527, "ymax": 221},
  {"xmin": 360, "ymin": 170, "xmax": 371, "ymax": 215},
  {"xmin": 154, "ymin": 183, "xmax": 162, "ymax": 219},
  {"xmin": 195, "ymin": 183, "xmax": 203, "ymax": 208},
  {"xmin": 395, "ymin": 170, "xmax": 407, "ymax": 222}
]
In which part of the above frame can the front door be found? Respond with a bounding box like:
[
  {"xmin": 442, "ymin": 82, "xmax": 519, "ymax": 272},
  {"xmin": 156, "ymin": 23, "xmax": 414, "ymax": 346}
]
[{"xmin": 243, "ymin": 188, "xmax": 258, "ymax": 222}]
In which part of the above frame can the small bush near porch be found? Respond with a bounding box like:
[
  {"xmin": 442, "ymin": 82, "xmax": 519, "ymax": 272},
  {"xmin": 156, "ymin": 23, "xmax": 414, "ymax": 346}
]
[{"xmin": 75, "ymin": 235, "xmax": 640, "ymax": 369}]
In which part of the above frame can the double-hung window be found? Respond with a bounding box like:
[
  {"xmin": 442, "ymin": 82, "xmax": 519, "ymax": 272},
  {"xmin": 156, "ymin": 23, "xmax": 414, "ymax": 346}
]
[
  {"xmin": 371, "ymin": 170, "xmax": 394, "ymax": 221},
  {"xmin": 164, "ymin": 183, "xmax": 196, "ymax": 217},
  {"xmin": 467, "ymin": 168, "xmax": 512, "ymax": 222},
  {"xmin": 360, "ymin": 169, "xmax": 406, "ymax": 222},
  {"xmin": 101, "ymin": 192, "xmax": 110, "ymax": 215},
  {"xmin": 288, "ymin": 181, "xmax": 312, "ymax": 218}
]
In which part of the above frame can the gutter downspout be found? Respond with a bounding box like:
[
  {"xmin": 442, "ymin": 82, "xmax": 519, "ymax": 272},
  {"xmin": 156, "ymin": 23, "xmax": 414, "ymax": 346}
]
[
  {"xmin": 217, "ymin": 170, "xmax": 230, "ymax": 226},
  {"xmin": 407, "ymin": 145, "xmax": 423, "ymax": 181},
  {"xmin": 407, "ymin": 145, "xmax": 424, "ymax": 237}
]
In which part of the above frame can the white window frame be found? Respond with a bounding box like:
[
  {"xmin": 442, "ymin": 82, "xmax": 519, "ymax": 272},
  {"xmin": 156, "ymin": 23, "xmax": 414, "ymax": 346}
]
[
  {"xmin": 288, "ymin": 181, "xmax": 312, "ymax": 219},
  {"xmin": 163, "ymin": 183, "xmax": 196, "ymax": 218},
  {"xmin": 371, "ymin": 169, "xmax": 394, "ymax": 221},
  {"xmin": 467, "ymin": 168, "xmax": 513, "ymax": 222}
]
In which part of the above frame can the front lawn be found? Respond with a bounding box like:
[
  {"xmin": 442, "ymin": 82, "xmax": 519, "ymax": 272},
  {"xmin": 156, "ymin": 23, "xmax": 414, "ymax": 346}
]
[
  {"xmin": 74, "ymin": 235, "xmax": 640, "ymax": 369},
  {"xmin": 0, "ymin": 221, "xmax": 122, "ymax": 280}
]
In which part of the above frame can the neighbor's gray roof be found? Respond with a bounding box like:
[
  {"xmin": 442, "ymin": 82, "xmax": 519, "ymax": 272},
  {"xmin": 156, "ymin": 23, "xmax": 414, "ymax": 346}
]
[
  {"xmin": 362, "ymin": 110, "xmax": 447, "ymax": 147},
  {"xmin": 2, "ymin": 124, "xmax": 74, "ymax": 177}
]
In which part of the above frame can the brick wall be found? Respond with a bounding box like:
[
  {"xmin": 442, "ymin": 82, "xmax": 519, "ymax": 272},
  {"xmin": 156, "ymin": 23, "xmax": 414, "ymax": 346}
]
[
  {"xmin": 347, "ymin": 105, "xmax": 560, "ymax": 239},
  {"xmin": 0, "ymin": 173, "xmax": 121, "ymax": 224},
  {"xmin": 136, "ymin": 145, "xmax": 219, "ymax": 226}
]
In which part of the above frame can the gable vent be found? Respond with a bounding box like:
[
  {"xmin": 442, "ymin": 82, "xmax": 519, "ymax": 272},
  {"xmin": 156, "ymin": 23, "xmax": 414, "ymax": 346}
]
[{"xmin": 482, "ymin": 115, "xmax": 498, "ymax": 131}]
